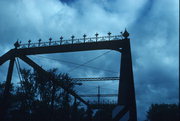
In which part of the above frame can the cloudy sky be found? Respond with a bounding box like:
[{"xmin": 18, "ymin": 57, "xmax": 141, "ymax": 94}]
[{"xmin": 0, "ymin": 0, "xmax": 179, "ymax": 120}]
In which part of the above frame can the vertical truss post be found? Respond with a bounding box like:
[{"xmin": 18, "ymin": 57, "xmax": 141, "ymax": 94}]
[
  {"xmin": 118, "ymin": 38, "xmax": 137, "ymax": 121},
  {"xmin": 0, "ymin": 57, "xmax": 15, "ymax": 121},
  {"xmin": 98, "ymin": 86, "xmax": 100, "ymax": 105}
]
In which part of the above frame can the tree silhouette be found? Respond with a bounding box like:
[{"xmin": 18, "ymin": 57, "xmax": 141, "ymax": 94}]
[
  {"xmin": 0, "ymin": 68, "xmax": 89, "ymax": 121},
  {"xmin": 145, "ymin": 103, "xmax": 179, "ymax": 121},
  {"xmin": 0, "ymin": 68, "xmax": 118, "ymax": 121}
]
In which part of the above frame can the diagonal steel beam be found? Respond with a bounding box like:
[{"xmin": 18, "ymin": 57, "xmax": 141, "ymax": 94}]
[
  {"xmin": 0, "ymin": 49, "xmax": 16, "ymax": 66},
  {"xmin": 19, "ymin": 55, "xmax": 90, "ymax": 107}
]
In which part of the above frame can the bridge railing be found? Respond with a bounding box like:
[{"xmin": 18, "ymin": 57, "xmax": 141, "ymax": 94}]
[{"xmin": 18, "ymin": 35, "xmax": 123, "ymax": 49}]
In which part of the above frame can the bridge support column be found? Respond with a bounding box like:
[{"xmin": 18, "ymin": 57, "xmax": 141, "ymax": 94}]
[
  {"xmin": 117, "ymin": 38, "xmax": 137, "ymax": 121},
  {"xmin": 0, "ymin": 57, "xmax": 15, "ymax": 121}
]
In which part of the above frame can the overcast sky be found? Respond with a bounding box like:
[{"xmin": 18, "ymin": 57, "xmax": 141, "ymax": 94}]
[{"xmin": 0, "ymin": 0, "xmax": 179, "ymax": 120}]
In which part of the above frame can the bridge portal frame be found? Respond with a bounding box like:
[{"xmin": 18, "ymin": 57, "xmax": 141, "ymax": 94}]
[{"xmin": 0, "ymin": 29, "xmax": 137, "ymax": 121}]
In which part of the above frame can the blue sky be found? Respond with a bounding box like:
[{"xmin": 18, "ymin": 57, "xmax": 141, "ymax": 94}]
[{"xmin": 0, "ymin": 0, "xmax": 179, "ymax": 120}]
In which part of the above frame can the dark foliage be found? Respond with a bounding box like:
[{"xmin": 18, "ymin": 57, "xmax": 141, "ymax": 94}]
[
  {"xmin": 145, "ymin": 103, "xmax": 179, "ymax": 121},
  {"xmin": 0, "ymin": 68, "xmax": 115, "ymax": 121},
  {"xmin": 0, "ymin": 68, "xmax": 89, "ymax": 121}
]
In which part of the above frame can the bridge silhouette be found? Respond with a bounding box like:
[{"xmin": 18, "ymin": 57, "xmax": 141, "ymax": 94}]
[{"xmin": 0, "ymin": 29, "xmax": 137, "ymax": 121}]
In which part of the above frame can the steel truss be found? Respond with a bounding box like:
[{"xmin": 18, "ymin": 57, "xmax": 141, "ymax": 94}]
[{"xmin": 0, "ymin": 29, "xmax": 137, "ymax": 121}]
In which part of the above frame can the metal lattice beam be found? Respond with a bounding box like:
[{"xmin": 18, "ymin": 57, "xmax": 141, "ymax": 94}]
[
  {"xmin": 72, "ymin": 77, "xmax": 120, "ymax": 81},
  {"xmin": 79, "ymin": 94, "xmax": 118, "ymax": 97}
]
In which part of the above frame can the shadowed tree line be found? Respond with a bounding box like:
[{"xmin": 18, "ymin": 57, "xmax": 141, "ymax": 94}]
[
  {"xmin": 0, "ymin": 68, "xmax": 96, "ymax": 121},
  {"xmin": 145, "ymin": 103, "xmax": 179, "ymax": 121},
  {"xmin": 0, "ymin": 68, "xmax": 114, "ymax": 121},
  {"xmin": 0, "ymin": 68, "xmax": 179, "ymax": 121}
]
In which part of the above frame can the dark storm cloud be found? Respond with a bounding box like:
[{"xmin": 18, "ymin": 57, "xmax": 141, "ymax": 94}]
[
  {"xmin": 59, "ymin": 0, "xmax": 76, "ymax": 4},
  {"xmin": 128, "ymin": 0, "xmax": 179, "ymax": 120},
  {"xmin": 0, "ymin": 0, "xmax": 178, "ymax": 121}
]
